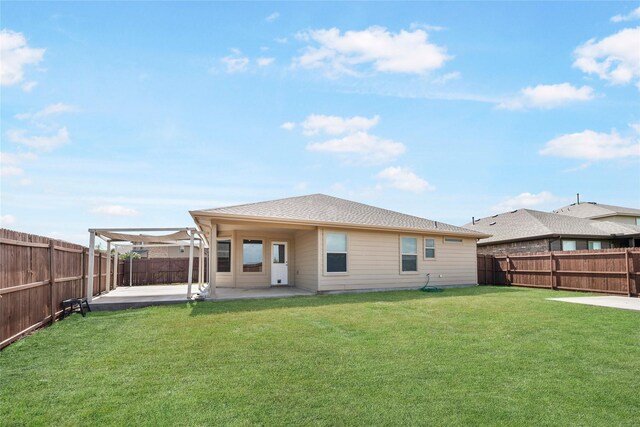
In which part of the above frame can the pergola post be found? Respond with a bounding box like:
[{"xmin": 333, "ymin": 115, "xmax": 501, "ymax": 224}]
[
  {"xmin": 187, "ymin": 230, "xmax": 195, "ymax": 298},
  {"xmin": 105, "ymin": 240, "xmax": 112, "ymax": 292},
  {"xmin": 113, "ymin": 247, "xmax": 119, "ymax": 288},
  {"xmin": 87, "ymin": 231, "xmax": 96, "ymax": 302},
  {"xmin": 198, "ymin": 238, "xmax": 204, "ymax": 290},
  {"xmin": 208, "ymin": 223, "xmax": 217, "ymax": 298}
]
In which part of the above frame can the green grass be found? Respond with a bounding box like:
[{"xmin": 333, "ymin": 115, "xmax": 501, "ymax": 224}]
[{"xmin": 2, "ymin": 287, "xmax": 639, "ymax": 426}]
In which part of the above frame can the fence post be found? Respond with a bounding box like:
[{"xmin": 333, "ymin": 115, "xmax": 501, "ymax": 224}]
[
  {"xmin": 49, "ymin": 240, "xmax": 55, "ymax": 324},
  {"xmin": 626, "ymin": 248, "xmax": 631, "ymax": 297},
  {"xmin": 506, "ymin": 256, "xmax": 511, "ymax": 285},
  {"xmin": 549, "ymin": 252, "xmax": 555, "ymax": 290}
]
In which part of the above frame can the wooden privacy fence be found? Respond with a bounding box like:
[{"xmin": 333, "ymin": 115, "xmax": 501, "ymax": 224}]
[
  {"xmin": 121, "ymin": 257, "xmax": 207, "ymax": 286},
  {"xmin": 478, "ymin": 248, "xmax": 639, "ymax": 296},
  {"xmin": 0, "ymin": 229, "xmax": 121, "ymax": 349}
]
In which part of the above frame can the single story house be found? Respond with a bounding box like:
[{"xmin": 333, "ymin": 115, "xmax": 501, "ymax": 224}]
[
  {"xmin": 553, "ymin": 201, "xmax": 640, "ymax": 226},
  {"xmin": 464, "ymin": 208, "xmax": 640, "ymax": 256},
  {"xmin": 189, "ymin": 194, "xmax": 488, "ymax": 294}
]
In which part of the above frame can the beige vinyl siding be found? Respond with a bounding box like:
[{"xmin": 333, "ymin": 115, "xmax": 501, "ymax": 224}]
[
  {"xmin": 293, "ymin": 229, "xmax": 319, "ymax": 291},
  {"xmin": 318, "ymin": 227, "xmax": 477, "ymax": 292}
]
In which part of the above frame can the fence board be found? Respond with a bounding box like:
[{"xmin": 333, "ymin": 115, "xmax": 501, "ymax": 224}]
[
  {"xmin": 0, "ymin": 229, "xmax": 117, "ymax": 349},
  {"xmin": 120, "ymin": 258, "xmax": 207, "ymax": 286},
  {"xmin": 478, "ymin": 248, "xmax": 639, "ymax": 296}
]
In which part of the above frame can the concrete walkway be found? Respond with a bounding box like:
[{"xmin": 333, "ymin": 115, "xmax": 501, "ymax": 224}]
[
  {"xmin": 91, "ymin": 284, "xmax": 315, "ymax": 311},
  {"xmin": 547, "ymin": 296, "xmax": 640, "ymax": 312}
]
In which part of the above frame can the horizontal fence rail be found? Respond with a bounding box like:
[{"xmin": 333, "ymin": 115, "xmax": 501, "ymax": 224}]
[
  {"xmin": 477, "ymin": 248, "xmax": 639, "ymax": 296},
  {"xmin": 0, "ymin": 229, "xmax": 122, "ymax": 350},
  {"xmin": 121, "ymin": 258, "xmax": 207, "ymax": 286}
]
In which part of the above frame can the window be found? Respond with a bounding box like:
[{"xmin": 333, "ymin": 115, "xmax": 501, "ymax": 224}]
[
  {"xmin": 636, "ymin": 217, "xmax": 640, "ymax": 226},
  {"xmin": 444, "ymin": 237, "xmax": 463, "ymax": 244},
  {"xmin": 424, "ymin": 238, "xmax": 435, "ymax": 259},
  {"xmin": 326, "ymin": 232, "xmax": 347, "ymax": 273},
  {"xmin": 561, "ymin": 240, "xmax": 577, "ymax": 251},
  {"xmin": 588, "ymin": 241, "xmax": 602, "ymax": 250},
  {"xmin": 401, "ymin": 237, "xmax": 418, "ymax": 272},
  {"xmin": 242, "ymin": 239, "xmax": 263, "ymax": 272},
  {"xmin": 217, "ymin": 240, "xmax": 231, "ymax": 272}
]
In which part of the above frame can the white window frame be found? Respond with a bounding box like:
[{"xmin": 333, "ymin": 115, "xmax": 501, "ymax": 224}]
[
  {"xmin": 324, "ymin": 231, "xmax": 348, "ymax": 275},
  {"xmin": 241, "ymin": 238, "xmax": 265, "ymax": 275},
  {"xmin": 561, "ymin": 240, "xmax": 577, "ymax": 251},
  {"xmin": 588, "ymin": 241, "xmax": 602, "ymax": 250},
  {"xmin": 400, "ymin": 236, "xmax": 419, "ymax": 274},
  {"xmin": 424, "ymin": 238, "xmax": 436, "ymax": 260}
]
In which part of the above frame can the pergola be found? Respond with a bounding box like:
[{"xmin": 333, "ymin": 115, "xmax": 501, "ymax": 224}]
[{"xmin": 87, "ymin": 227, "xmax": 208, "ymax": 302}]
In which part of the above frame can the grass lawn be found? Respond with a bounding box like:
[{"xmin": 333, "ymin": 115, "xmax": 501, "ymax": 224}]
[{"xmin": 1, "ymin": 286, "xmax": 639, "ymax": 426}]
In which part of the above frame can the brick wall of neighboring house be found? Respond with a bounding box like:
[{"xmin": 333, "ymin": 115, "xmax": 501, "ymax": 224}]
[
  {"xmin": 477, "ymin": 238, "xmax": 551, "ymax": 256},
  {"xmin": 148, "ymin": 246, "xmax": 169, "ymax": 258}
]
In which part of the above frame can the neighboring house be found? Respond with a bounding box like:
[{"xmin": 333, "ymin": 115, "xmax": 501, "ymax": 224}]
[
  {"xmin": 133, "ymin": 245, "xmax": 205, "ymax": 259},
  {"xmin": 189, "ymin": 194, "xmax": 488, "ymax": 292},
  {"xmin": 553, "ymin": 201, "xmax": 640, "ymax": 226},
  {"xmin": 464, "ymin": 209, "xmax": 640, "ymax": 256}
]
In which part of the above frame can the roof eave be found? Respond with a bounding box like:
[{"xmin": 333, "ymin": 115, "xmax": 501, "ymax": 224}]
[{"xmin": 190, "ymin": 210, "xmax": 490, "ymax": 239}]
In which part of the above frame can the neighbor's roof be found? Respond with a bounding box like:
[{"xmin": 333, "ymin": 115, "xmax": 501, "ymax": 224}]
[
  {"xmin": 553, "ymin": 202, "xmax": 640, "ymax": 219},
  {"xmin": 464, "ymin": 208, "xmax": 640, "ymax": 245},
  {"xmin": 191, "ymin": 194, "xmax": 487, "ymax": 237}
]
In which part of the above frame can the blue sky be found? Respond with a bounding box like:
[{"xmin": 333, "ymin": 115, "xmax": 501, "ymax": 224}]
[{"xmin": 1, "ymin": 1, "xmax": 639, "ymax": 244}]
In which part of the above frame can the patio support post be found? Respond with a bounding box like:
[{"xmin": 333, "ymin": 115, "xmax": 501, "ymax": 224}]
[
  {"xmin": 208, "ymin": 223, "xmax": 217, "ymax": 298},
  {"xmin": 105, "ymin": 240, "xmax": 112, "ymax": 292},
  {"xmin": 113, "ymin": 247, "xmax": 119, "ymax": 288},
  {"xmin": 187, "ymin": 230, "xmax": 195, "ymax": 298},
  {"xmin": 87, "ymin": 231, "xmax": 96, "ymax": 302},
  {"xmin": 129, "ymin": 252, "xmax": 133, "ymax": 286},
  {"xmin": 198, "ymin": 238, "xmax": 204, "ymax": 290}
]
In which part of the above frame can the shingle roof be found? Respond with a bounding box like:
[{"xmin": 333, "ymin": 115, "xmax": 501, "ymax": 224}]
[
  {"xmin": 463, "ymin": 209, "xmax": 640, "ymax": 244},
  {"xmin": 553, "ymin": 202, "xmax": 640, "ymax": 219},
  {"xmin": 192, "ymin": 194, "xmax": 486, "ymax": 237}
]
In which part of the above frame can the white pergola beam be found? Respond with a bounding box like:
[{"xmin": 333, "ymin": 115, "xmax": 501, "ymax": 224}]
[
  {"xmin": 87, "ymin": 231, "xmax": 96, "ymax": 302},
  {"xmin": 208, "ymin": 223, "xmax": 217, "ymax": 298},
  {"xmin": 105, "ymin": 240, "xmax": 112, "ymax": 292},
  {"xmin": 187, "ymin": 231, "xmax": 195, "ymax": 298}
]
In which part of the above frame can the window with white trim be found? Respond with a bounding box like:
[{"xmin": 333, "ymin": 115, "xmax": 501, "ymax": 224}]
[
  {"xmin": 217, "ymin": 240, "xmax": 231, "ymax": 272},
  {"xmin": 326, "ymin": 232, "xmax": 347, "ymax": 273},
  {"xmin": 401, "ymin": 237, "xmax": 418, "ymax": 272},
  {"xmin": 424, "ymin": 238, "xmax": 435, "ymax": 259},
  {"xmin": 561, "ymin": 240, "xmax": 577, "ymax": 251},
  {"xmin": 588, "ymin": 241, "xmax": 602, "ymax": 250},
  {"xmin": 242, "ymin": 239, "xmax": 263, "ymax": 272}
]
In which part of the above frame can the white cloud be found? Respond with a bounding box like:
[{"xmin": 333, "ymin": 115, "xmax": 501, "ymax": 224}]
[
  {"xmin": 306, "ymin": 131, "xmax": 405, "ymax": 164},
  {"xmin": 7, "ymin": 127, "xmax": 70, "ymax": 151},
  {"xmin": 491, "ymin": 191, "xmax": 563, "ymax": 213},
  {"xmin": 257, "ymin": 57, "xmax": 275, "ymax": 67},
  {"xmin": 410, "ymin": 22, "xmax": 446, "ymax": 32},
  {"xmin": 499, "ymin": 83, "xmax": 595, "ymax": 110},
  {"xmin": 0, "ymin": 29, "xmax": 45, "ymax": 86},
  {"xmin": 0, "ymin": 165, "xmax": 23, "ymax": 176},
  {"xmin": 221, "ymin": 50, "xmax": 250, "ymax": 73},
  {"xmin": 266, "ymin": 12, "xmax": 280, "ymax": 23},
  {"xmin": 540, "ymin": 126, "xmax": 640, "ymax": 160},
  {"xmin": 280, "ymin": 121, "xmax": 296, "ymax": 130},
  {"xmin": 294, "ymin": 26, "xmax": 451, "ymax": 76},
  {"xmin": 573, "ymin": 27, "xmax": 640, "ymax": 88},
  {"xmin": 90, "ymin": 205, "xmax": 140, "ymax": 217},
  {"xmin": 15, "ymin": 102, "xmax": 78, "ymax": 120},
  {"xmin": 293, "ymin": 182, "xmax": 308, "ymax": 191},
  {"xmin": 301, "ymin": 114, "xmax": 380, "ymax": 136},
  {"xmin": 21, "ymin": 81, "xmax": 37, "ymax": 92},
  {"xmin": 19, "ymin": 178, "xmax": 32, "ymax": 186},
  {"xmin": 376, "ymin": 166, "xmax": 434, "ymax": 192},
  {"xmin": 432, "ymin": 71, "xmax": 461, "ymax": 85},
  {"xmin": 0, "ymin": 214, "xmax": 16, "ymax": 226},
  {"xmin": 275, "ymin": 37, "xmax": 288, "ymax": 44},
  {"xmin": 611, "ymin": 7, "xmax": 640, "ymax": 23}
]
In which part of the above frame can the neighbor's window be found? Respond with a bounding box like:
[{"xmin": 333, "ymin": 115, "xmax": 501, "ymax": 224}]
[
  {"xmin": 424, "ymin": 238, "xmax": 435, "ymax": 259},
  {"xmin": 588, "ymin": 241, "xmax": 602, "ymax": 250},
  {"xmin": 326, "ymin": 232, "xmax": 347, "ymax": 273},
  {"xmin": 217, "ymin": 240, "xmax": 231, "ymax": 273},
  {"xmin": 401, "ymin": 237, "xmax": 418, "ymax": 272},
  {"xmin": 242, "ymin": 239, "xmax": 263, "ymax": 272},
  {"xmin": 636, "ymin": 217, "xmax": 640, "ymax": 226},
  {"xmin": 444, "ymin": 237, "xmax": 463, "ymax": 244},
  {"xmin": 562, "ymin": 240, "xmax": 577, "ymax": 251}
]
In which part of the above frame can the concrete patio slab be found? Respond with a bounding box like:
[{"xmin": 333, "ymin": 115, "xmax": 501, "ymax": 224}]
[
  {"xmin": 91, "ymin": 284, "xmax": 315, "ymax": 311},
  {"xmin": 547, "ymin": 296, "xmax": 640, "ymax": 312}
]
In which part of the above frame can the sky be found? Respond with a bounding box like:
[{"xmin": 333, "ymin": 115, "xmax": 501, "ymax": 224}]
[{"xmin": 1, "ymin": 1, "xmax": 639, "ymax": 245}]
